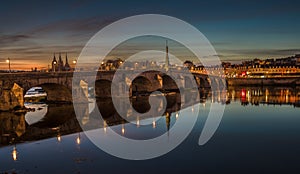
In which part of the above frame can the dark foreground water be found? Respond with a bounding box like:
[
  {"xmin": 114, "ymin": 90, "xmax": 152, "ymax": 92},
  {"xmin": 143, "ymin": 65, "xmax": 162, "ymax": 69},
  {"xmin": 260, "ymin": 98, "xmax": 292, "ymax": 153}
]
[{"xmin": 0, "ymin": 86, "xmax": 300, "ymax": 173}]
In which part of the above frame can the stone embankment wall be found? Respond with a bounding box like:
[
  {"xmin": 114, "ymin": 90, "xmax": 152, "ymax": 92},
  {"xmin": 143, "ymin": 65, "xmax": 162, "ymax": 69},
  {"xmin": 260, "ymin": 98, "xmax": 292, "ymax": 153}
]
[{"xmin": 227, "ymin": 77, "xmax": 300, "ymax": 86}]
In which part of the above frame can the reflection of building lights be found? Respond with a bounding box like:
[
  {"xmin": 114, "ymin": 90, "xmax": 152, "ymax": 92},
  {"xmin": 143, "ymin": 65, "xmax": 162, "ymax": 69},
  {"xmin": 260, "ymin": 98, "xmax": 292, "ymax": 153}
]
[
  {"xmin": 76, "ymin": 133, "xmax": 81, "ymax": 145},
  {"xmin": 122, "ymin": 124, "xmax": 125, "ymax": 135},
  {"xmin": 152, "ymin": 120, "xmax": 156, "ymax": 128},
  {"xmin": 241, "ymin": 89, "xmax": 246, "ymax": 98},
  {"xmin": 136, "ymin": 117, "xmax": 140, "ymax": 128},
  {"xmin": 12, "ymin": 146, "xmax": 17, "ymax": 161},
  {"xmin": 103, "ymin": 121, "xmax": 107, "ymax": 133},
  {"xmin": 57, "ymin": 134, "xmax": 61, "ymax": 142},
  {"xmin": 191, "ymin": 105, "xmax": 194, "ymax": 112},
  {"xmin": 203, "ymin": 103, "xmax": 206, "ymax": 107},
  {"xmin": 175, "ymin": 112, "xmax": 179, "ymax": 119}
]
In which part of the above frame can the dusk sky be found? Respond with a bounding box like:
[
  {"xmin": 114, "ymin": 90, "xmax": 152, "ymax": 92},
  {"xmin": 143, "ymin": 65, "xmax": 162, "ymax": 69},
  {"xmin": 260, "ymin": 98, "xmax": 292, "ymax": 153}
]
[{"xmin": 0, "ymin": 0, "xmax": 300, "ymax": 70}]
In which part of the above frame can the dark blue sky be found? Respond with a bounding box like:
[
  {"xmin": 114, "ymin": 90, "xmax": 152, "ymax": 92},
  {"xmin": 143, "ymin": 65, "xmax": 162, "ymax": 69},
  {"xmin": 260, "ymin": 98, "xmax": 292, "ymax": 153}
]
[{"xmin": 0, "ymin": 0, "xmax": 300, "ymax": 69}]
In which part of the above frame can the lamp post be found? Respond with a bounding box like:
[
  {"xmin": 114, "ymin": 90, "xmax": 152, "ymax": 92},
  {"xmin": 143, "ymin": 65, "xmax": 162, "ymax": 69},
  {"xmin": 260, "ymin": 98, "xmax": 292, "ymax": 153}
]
[
  {"xmin": 6, "ymin": 58, "xmax": 11, "ymax": 73},
  {"xmin": 53, "ymin": 60, "xmax": 57, "ymax": 72},
  {"xmin": 73, "ymin": 60, "xmax": 77, "ymax": 71}
]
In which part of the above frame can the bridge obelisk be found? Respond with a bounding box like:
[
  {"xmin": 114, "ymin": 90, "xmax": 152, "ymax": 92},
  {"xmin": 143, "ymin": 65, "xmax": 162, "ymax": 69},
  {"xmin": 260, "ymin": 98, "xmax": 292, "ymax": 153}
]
[{"xmin": 165, "ymin": 40, "xmax": 170, "ymax": 71}]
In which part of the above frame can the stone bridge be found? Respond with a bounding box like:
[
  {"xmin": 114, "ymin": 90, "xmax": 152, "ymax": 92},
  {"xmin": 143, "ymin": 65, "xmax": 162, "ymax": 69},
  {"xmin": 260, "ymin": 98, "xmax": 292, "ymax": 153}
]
[{"xmin": 0, "ymin": 70, "xmax": 226, "ymax": 111}]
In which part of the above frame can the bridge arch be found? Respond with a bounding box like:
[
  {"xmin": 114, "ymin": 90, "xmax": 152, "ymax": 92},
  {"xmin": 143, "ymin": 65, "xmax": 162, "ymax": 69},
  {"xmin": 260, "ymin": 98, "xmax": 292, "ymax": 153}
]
[
  {"xmin": 131, "ymin": 76, "xmax": 153, "ymax": 96},
  {"xmin": 184, "ymin": 76, "xmax": 193, "ymax": 89},
  {"xmin": 24, "ymin": 83, "xmax": 73, "ymax": 103},
  {"xmin": 162, "ymin": 75, "xmax": 179, "ymax": 92}
]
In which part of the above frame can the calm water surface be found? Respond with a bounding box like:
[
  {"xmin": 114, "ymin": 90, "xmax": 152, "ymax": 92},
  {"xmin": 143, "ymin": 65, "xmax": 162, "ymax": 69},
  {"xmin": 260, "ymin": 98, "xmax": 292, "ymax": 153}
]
[{"xmin": 0, "ymin": 86, "xmax": 300, "ymax": 173}]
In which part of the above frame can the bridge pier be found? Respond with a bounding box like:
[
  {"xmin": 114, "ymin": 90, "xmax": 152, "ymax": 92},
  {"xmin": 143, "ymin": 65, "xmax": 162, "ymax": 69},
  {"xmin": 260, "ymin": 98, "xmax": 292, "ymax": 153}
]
[{"xmin": 0, "ymin": 83, "xmax": 24, "ymax": 111}]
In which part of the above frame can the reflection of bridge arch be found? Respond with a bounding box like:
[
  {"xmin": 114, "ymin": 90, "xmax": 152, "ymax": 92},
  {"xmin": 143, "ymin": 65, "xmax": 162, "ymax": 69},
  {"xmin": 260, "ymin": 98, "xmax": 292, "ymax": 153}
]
[
  {"xmin": 207, "ymin": 77, "xmax": 227, "ymax": 91},
  {"xmin": 30, "ymin": 103, "xmax": 75, "ymax": 128},
  {"xmin": 95, "ymin": 79, "xmax": 116, "ymax": 97},
  {"xmin": 183, "ymin": 91, "xmax": 199, "ymax": 105}
]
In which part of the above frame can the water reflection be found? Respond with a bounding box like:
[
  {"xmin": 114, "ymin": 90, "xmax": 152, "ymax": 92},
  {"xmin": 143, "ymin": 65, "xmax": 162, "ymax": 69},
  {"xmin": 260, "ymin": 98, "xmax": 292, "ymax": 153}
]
[
  {"xmin": 76, "ymin": 133, "xmax": 81, "ymax": 145},
  {"xmin": 0, "ymin": 86, "xmax": 299, "ymax": 149},
  {"xmin": 227, "ymin": 86, "xmax": 300, "ymax": 107},
  {"xmin": 11, "ymin": 145, "xmax": 17, "ymax": 161}
]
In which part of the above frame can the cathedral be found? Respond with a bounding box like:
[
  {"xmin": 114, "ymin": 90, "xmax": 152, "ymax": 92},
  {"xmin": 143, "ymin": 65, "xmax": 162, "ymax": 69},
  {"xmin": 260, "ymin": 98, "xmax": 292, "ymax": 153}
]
[{"xmin": 51, "ymin": 52, "xmax": 71, "ymax": 72}]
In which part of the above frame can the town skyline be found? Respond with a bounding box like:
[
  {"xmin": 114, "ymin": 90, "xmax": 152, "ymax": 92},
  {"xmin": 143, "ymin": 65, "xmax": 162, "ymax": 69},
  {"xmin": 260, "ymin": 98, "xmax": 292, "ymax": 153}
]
[{"xmin": 1, "ymin": 0, "xmax": 300, "ymax": 70}]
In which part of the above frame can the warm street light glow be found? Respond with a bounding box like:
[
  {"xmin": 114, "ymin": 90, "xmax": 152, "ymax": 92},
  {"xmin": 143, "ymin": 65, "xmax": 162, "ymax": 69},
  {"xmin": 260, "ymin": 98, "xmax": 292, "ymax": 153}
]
[
  {"xmin": 136, "ymin": 117, "xmax": 140, "ymax": 127},
  {"xmin": 103, "ymin": 121, "xmax": 107, "ymax": 133},
  {"xmin": 12, "ymin": 146, "xmax": 17, "ymax": 161},
  {"xmin": 76, "ymin": 133, "xmax": 81, "ymax": 145},
  {"xmin": 6, "ymin": 58, "xmax": 11, "ymax": 73},
  {"xmin": 122, "ymin": 124, "xmax": 125, "ymax": 135},
  {"xmin": 57, "ymin": 134, "xmax": 61, "ymax": 142},
  {"xmin": 73, "ymin": 60, "xmax": 77, "ymax": 64},
  {"xmin": 53, "ymin": 60, "xmax": 57, "ymax": 72},
  {"xmin": 152, "ymin": 120, "xmax": 156, "ymax": 128}
]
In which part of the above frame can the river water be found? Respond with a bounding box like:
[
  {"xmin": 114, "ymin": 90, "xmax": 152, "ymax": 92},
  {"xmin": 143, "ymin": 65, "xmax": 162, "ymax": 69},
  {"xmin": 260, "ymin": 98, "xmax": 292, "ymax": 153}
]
[{"xmin": 0, "ymin": 86, "xmax": 300, "ymax": 173}]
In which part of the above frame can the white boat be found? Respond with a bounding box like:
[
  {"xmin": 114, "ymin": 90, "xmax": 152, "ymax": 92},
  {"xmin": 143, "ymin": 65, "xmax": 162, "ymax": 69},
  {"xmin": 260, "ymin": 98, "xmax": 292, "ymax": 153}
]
[{"xmin": 24, "ymin": 87, "xmax": 47, "ymax": 98}]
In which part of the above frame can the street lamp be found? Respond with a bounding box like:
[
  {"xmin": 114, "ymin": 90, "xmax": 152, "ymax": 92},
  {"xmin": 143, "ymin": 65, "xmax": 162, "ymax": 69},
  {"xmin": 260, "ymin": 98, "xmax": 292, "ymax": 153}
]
[
  {"xmin": 53, "ymin": 60, "xmax": 57, "ymax": 72},
  {"xmin": 73, "ymin": 60, "xmax": 77, "ymax": 71},
  {"xmin": 6, "ymin": 58, "xmax": 11, "ymax": 73}
]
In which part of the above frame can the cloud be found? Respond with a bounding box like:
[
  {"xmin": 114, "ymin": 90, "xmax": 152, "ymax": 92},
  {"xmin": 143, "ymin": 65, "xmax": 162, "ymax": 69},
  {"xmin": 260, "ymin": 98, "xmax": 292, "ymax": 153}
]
[
  {"xmin": 0, "ymin": 15, "xmax": 118, "ymax": 68},
  {"xmin": 28, "ymin": 15, "xmax": 117, "ymax": 36},
  {"xmin": 226, "ymin": 49, "xmax": 300, "ymax": 56},
  {"xmin": 0, "ymin": 34, "xmax": 31, "ymax": 46}
]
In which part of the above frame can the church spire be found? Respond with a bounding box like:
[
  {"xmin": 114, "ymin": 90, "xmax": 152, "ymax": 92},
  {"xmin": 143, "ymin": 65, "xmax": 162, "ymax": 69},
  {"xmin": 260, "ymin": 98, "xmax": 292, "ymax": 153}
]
[
  {"xmin": 65, "ymin": 52, "xmax": 71, "ymax": 71},
  {"xmin": 58, "ymin": 52, "xmax": 64, "ymax": 71},
  {"xmin": 65, "ymin": 52, "xmax": 68, "ymax": 63},
  {"xmin": 165, "ymin": 40, "xmax": 169, "ymax": 71},
  {"xmin": 53, "ymin": 52, "xmax": 56, "ymax": 61}
]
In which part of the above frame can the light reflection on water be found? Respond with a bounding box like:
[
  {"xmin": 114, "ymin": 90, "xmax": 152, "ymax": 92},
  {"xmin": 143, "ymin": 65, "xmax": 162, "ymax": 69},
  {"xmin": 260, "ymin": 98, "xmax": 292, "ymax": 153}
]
[{"xmin": 0, "ymin": 86, "xmax": 300, "ymax": 173}]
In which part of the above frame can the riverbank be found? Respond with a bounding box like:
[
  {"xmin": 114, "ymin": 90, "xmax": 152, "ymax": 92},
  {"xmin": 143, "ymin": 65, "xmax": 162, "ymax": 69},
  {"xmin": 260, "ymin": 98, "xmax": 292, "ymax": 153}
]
[{"xmin": 227, "ymin": 76, "xmax": 300, "ymax": 86}]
